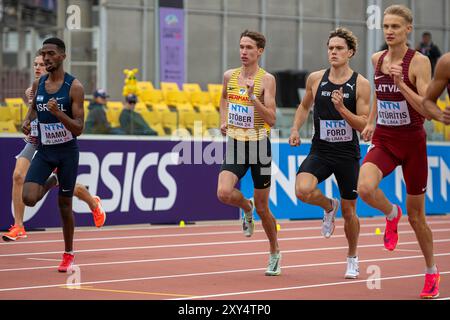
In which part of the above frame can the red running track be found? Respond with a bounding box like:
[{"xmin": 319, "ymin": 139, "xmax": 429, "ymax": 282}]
[{"xmin": 0, "ymin": 215, "xmax": 449, "ymax": 300}]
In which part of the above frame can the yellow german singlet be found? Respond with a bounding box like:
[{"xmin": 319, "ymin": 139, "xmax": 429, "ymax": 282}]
[{"xmin": 226, "ymin": 67, "xmax": 271, "ymax": 141}]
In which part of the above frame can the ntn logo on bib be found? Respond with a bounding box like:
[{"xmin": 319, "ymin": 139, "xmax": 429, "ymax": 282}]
[
  {"xmin": 319, "ymin": 119, "xmax": 352, "ymax": 142},
  {"xmin": 377, "ymin": 100, "xmax": 410, "ymax": 126},
  {"xmin": 228, "ymin": 103, "xmax": 254, "ymax": 129},
  {"xmin": 40, "ymin": 122, "xmax": 74, "ymax": 145}
]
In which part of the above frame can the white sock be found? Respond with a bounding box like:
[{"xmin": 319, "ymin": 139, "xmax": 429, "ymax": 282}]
[
  {"xmin": 386, "ymin": 205, "xmax": 398, "ymax": 221},
  {"xmin": 65, "ymin": 251, "xmax": 74, "ymax": 256},
  {"xmin": 426, "ymin": 265, "xmax": 437, "ymax": 274}
]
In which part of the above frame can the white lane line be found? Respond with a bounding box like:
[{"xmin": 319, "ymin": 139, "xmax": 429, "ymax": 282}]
[
  {"xmin": 436, "ymin": 297, "xmax": 450, "ymax": 300},
  {"xmin": 19, "ymin": 217, "xmax": 450, "ymax": 235},
  {"xmin": 2, "ymin": 222, "xmax": 444, "ymax": 246},
  {"xmin": 0, "ymin": 226, "xmax": 372, "ymax": 246},
  {"xmin": 170, "ymin": 271, "xmax": 450, "ymax": 300},
  {"xmin": 1, "ymin": 239, "xmax": 449, "ymax": 273},
  {"xmin": 27, "ymin": 258, "xmax": 61, "ymax": 262},
  {"xmin": 1, "ymin": 229, "xmax": 450, "ymax": 258},
  {"xmin": 0, "ymin": 254, "xmax": 449, "ymax": 293}
]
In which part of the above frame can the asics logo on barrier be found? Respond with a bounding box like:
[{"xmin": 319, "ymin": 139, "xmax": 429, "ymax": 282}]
[{"xmin": 74, "ymin": 151, "xmax": 180, "ymax": 213}]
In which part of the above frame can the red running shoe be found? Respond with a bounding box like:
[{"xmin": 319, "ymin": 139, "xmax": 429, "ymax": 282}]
[
  {"xmin": 420, "ymin": 270, "xmax": 440, "ymax": 299},
  {"xmin": 91, "ymin": 196, "xmax": 106, "ymax": 228},
  {"xmin": 58, "ymin": 253, "xmax": 74, "ymax": 273},
  {"xmin": 384, "ymin": 205, "xmax": 402, "ymax": 251},
  {"xmin": 2, "ymin": 225, "xmax": 27, "ymax": 242}
]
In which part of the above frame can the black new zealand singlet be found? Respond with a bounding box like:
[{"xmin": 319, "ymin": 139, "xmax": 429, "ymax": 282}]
[{"xmin": 311, "ymin": 69, "xmax": 360, "ymax": 159}]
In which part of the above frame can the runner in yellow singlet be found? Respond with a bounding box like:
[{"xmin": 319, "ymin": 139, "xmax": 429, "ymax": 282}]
[{"xmin": 217, "ymin": 30, "xmax": 281, "ymax": 276}]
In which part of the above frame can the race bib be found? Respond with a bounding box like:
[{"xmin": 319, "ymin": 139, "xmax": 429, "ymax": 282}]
[
  {"xmin": 377, "ymin": 100, "xmax": 411, "ymax": 126},
  {"xmin": 228, "ymin": 103, "xmax": 254, "ymax": 129},
  {"xmin": 39, "ymin": 122, "xmax": 74, "ymax": 145},
  {"xmin": 320, "ymin": 119, "xmax": 353, "ymax": 142},
  {"xmin": 30, "ymin": 119, "xmax": 39, "ymax": 137}
]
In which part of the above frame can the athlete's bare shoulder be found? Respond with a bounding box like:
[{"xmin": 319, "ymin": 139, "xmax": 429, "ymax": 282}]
[
  {"xmin": 371, "ymin": 50, "xmax": 386, "ymax": 67},
  {"xmin": 71, "ymin": 78, "xmax": 84, "ymax": 90},
  {"xmin": 409, "ymin": 51, "xmax": 432, "ymax": 81},
  {"xmin": 307, "ymin": 70, "xmax": 327, "ymax": 88},
  {"xmin": 223, "ymin": 68, "xmax": 238, "ymax": 82},
  {"xmin": 440, "ymin": 52, "xmax": 450, "ymax": 65},
  {"xmin": 69, "ymin": 79, "xmax": 85, "ymax": 102},
  {"xmin": 262, "ymin": 72, "xmax": 276, "ymax": 83},
  {"xmin": 436, "ymin": 52, "xmax": 450, "ymax": 78},
  {"xmin": 356, "ymin": 73, "xmax": 370, "ymax": 87},
  {"xmin": 411, "ymin": 51, "xmax": 431, "ymax": 66},
  {"xmin": 356, "ymin": 74, "xmax": 371, "ymax": 101}
]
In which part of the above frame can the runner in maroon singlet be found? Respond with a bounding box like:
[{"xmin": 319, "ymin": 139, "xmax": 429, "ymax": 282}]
[{"xmin": 357, "ymin": 5, "xmax": 440, "ymax": 299}]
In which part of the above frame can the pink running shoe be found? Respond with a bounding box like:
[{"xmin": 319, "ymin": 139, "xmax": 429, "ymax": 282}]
[
  {"xmin": 58, "ymin": 253, "xmax": 75, "ymax": 273},
  {"xmin": 420, "ymin": 270, "xmax": 440, "ymax": 299},
  {"xmin": 384, "ymin": 205, "xmax": 402, "ymax": 251}
]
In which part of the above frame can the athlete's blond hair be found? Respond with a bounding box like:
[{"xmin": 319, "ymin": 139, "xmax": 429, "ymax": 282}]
[{"xmin": 384, "ymin": 4, "xmax": 413, "ymax": 24}]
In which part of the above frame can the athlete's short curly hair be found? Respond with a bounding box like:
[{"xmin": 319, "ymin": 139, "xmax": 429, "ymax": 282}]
[
  {"xmin": 240, "ymin": 30, "xmax": 266, "ymax": 49},
  {"xmin": 327, "ymin": 27, "xmax": 358, "ymax": 58}
]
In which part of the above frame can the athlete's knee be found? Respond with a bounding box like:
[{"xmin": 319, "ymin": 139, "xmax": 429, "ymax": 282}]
[
  {"xmin": 22, "ymin": 192, "xmax": 38, "ymax": 207},
  {"xmin": 217, "ymin": 186, "xmax": 233, "ymax": 204},
  {"xmin": 408, "ymin": 214, "xmax": 427, "ymax": 230},
  {"xmin": 357, "ymin": 182, "xmax": 376, "ymax": 202},
  {"xmin": 12, "ymin": 169, "xmax": 26, "ymax": 187},
  {"xmin": 58, "ymin": 197, "xmax": 73, "ymax": 213},
  {"xmin": 295, "ymin": 185, "xmax": 314, "ymax": 203},
  {"xmin": 254, "ymin": 202, "xmax": 270, "ymax": 218},
  {"xmin": 341, "ymin": 203, "xmax": 357, "ymax": 220}
]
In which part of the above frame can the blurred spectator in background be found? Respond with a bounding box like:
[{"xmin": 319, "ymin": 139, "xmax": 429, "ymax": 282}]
[
  {"xmin": 84, "ymin": 89, "xmax": 114, "ymax": 134},
  {"xmin": 119, "ymin": 94, "xmax": 157, "ymax": 136},
  {"xmin": 416, "ymin": 31, "xmax": 441, "ymax": 74}
]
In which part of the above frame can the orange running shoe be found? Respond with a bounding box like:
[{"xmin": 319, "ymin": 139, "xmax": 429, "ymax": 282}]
[
  {"xmin": 2, "ymin": 225, "xmax": 27, "ymax": 242},
  {"xmin": 58, "ymin": 253, "xmax": 75, "ymax": 273},
  {"xmin": 91, "ymin": 196, "xmax": 106, "ymax": 228},
  {"xmin": 420, "ymin": 270, "xmax": 440, "ymax": 299},
  {"xmin": 384, "ymin": 205, "xmax": 402, "ymax": 251}
]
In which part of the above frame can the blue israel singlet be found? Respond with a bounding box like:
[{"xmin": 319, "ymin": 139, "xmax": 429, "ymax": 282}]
[{"xmin": 35, "ymin": 73, "xmax": 77, "ymax": 146}]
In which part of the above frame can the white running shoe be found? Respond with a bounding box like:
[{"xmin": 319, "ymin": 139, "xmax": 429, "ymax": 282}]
[
  {"xmin": 345, "ymin": 256, "xmax": 359, "ymax": 279},
  {"xmin": 265, "ymin": 252, "xmax": 282, "ymax": 276},
  {"xmin": 322, "ymin": 198, "xmax": 339, "ymax": 238},
  {"xmin": 242, "ymin": 199, "xmax": 255, "ymax": 237}
]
